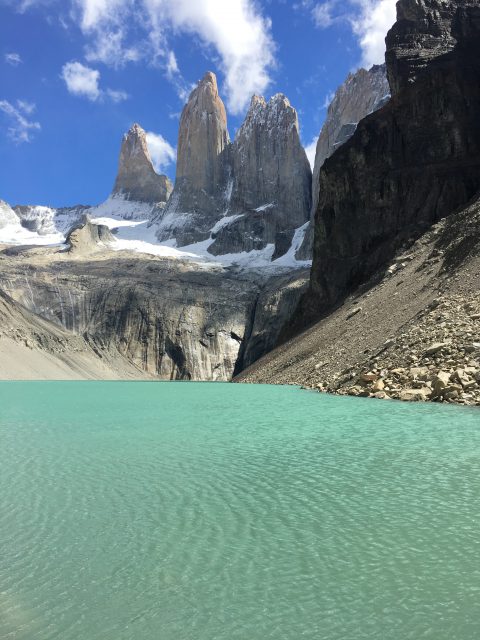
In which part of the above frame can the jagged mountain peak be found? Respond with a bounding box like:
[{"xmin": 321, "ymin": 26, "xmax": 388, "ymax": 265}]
[
  {"xmin": 238, "ymin": 92, "xmax": 299, "ymax": 140},
  {"xmin": 185, "ymin": 71, "xmax": 228, "ymax": 127},
  {"xmin": 158, "ymin": 69, "xmax": 232, "ymax": 246},
  {"xmin": 112, "ymin": 122, "xmax": 173, "ymax": 204},
  {"xmin": 295, "ymin": 62, "xmax": 390, "ymax": 260},
  {"xmin": 199, "ymin": 70, "xmax": 218, "ymax": 89},
  {"xmin": 127, "ymin": 122, "xmax": 143, "ymax": 135},
  {"xmin": 303, "ymin": 0, "xmax": 480, "ymax": 320},
  {"xmin": 248, "ymin": 92, "xmax": 294, "ymax": 112},
  {"xmin": 122, "ymin": 123, "xmax": 152, "ymax": 160},
  {"xmin": 315, "ymin": 65, "xmax": 389, "ymax": 184}
]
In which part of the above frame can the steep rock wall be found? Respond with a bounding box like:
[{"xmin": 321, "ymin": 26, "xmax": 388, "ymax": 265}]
[
  {"xmin": 113, "ymin": 123, "xmax": 173, "ymax": 204},
  {"xmin": 299, "ymin": 0, "xmax": 480, "ymax": 323}
]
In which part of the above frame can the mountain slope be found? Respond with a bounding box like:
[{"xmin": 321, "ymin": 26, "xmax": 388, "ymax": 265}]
[
  {"xmin": 0, "ymin": 290, "xmax": 149, "ymax": 380},
  {"xmin": 237, "ymin": 193, "xmax": 480, "ymax": 406}
]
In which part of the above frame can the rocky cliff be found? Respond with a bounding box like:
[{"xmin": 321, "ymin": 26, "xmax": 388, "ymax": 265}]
[
  {"xmin": 0, "ymin": 289, "xmax": 148, "ymax": 380},
  {"xmin": 0, "ymin": 218, "xmax": 308, "ymax": 380},
  {"xmin": 13, "ymin": 204, "xmax": 88, "ymax": 236},
  {"xmin": 299, "ymin": 0, "xmax": 480, "ymax": 323},
  {"xmin": 297, "ymin": 64, "xmax": 390, "ymax": 259},
  {"xmin": 209, "ymin": 94, "xmax": 311, "ymax": 257},
  {"xmin": 157, "ymin": 72, "xmax": 231, "ymax": 245},
  {"xmin": 238, "ymin": 193, "xmax": 480, "ymax": 407},
  {"xmin": 385, "ymin": 0, "xmax": 479, "ymax": 95},
  {"xmin": 312, "ymin": 65, "xmax": 389, "ymax": 212},
  {"xmin": 112, "ymin": 123, "xmax": 173, "ymax": 204},
  {"xmin": 156, "ymin": 72, "xmax": 312, "ymax": 259},
  {"xmin": 66, "ymin": 215, "xmax": 115, "ymax": 255}
]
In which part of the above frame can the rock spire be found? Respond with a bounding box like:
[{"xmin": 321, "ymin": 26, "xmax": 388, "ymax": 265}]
[{"xmin": 112, "ymin": 123, "xmax": 173, "ymax": 204}]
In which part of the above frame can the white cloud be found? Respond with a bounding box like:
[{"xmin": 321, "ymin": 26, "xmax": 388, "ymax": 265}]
[
  {"xmin": 304, "ymin": 136, "xmax": 318, "ymax": 170},
  {"xmin": 350, "ymin": 0, "xmax": 397, "ymax": 68},
  {"xmin": 312, "ymin": 1, "xmax": 335, "ymax": 28},
  {"xmin": 0, "ymin": 99, "xmax": 41, "ymax": 143},
  {"xmin": 61, "ymin": 60, "xmax": 128, "ymax": 102},
  {"xmin": 303, "ymin": 0, "xmax": 397, "ymax": 68},
  {"xmin": 4, "ymin": 52, "xmax": 22, "ymax": 66},
  {"xmin": 61, "ymin": 61, "xmax": 101, "ymax": 100},
  {"xmin": 16, "ymin": 99, "xmax": 36, "ymax": 114},
  {"xmin": 145, "ymin": 131, "xmax": 176, "ymax": 173},
  {"xmin": 6, "ymin": 0, "xmax": 276, "ymax": 113},
  {"xmin": 165, "ymin": 50, "xmax": 179, "ymax": 79},
  {"xmin": 162, "ymin": 49, "xmax": 193, "ymax": 102},
  {"xmin": 71, "ymin": 0, "xmax": 276, "ymax": 114},
  {"xmin": 4, "ymin": 0, "xmax": 56, "ymax": 11},
  {"xmin": 150, "ymin": 0, "xmax": 276, "ymax": 114},
  {"xmin": 106, "ymin": 88, "xmax": 128, "ymax": 102},
  {"xmin": 84, "ymin": 29, "xmax": 142, "ymax": 67}
]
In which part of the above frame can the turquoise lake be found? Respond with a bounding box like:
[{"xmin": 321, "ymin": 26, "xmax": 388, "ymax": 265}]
[{"xmin": 1, "ymin": 382, "xmax": 480, "ymax": 639}]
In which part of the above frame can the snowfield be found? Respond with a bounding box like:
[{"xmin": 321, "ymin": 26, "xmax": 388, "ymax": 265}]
[{"xmin": 0, "ymin": 196, "xmax": 311, "ymax": 271}]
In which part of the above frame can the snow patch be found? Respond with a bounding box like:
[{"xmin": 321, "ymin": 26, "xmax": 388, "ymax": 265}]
[
  {"xmin": 210, "ymin": 214, "xmax": 244, "ymax": 234},
  {"xmin": 255, "ymin": 203, "xmax": 275, "ymax": 213},
  {"xmin": 0, "ymin": 200, "xmax": 19, "ymax": 229},
  {"xmin": 0, "ymin": 195, "xmax": 311, "ymax": 272},
  {"xmin": 273, "ymin": 222, "xmax": 312, "ymax": 268},
  {"xmin": 87, "ymin": 195, "xmax": 157, "ymax": 222}
]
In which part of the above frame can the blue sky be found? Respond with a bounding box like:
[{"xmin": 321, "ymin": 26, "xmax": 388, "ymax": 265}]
[{"xmin": 0, "ymin": 0, "xmax": 397, "ymax": 207}]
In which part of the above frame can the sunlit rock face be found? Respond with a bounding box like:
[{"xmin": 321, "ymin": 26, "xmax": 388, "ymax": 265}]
[
  {"xmin": 156, "ymin": 72, "xmax": 311, "ymax": 259},
  {"xmin": 112, "ymin": 123, "xmax": 173, "ymax": 204},
  {"xmin": 175, "ymin": 71, "xmax": 230, "ymax": 201},
  {"xmin": 208, "ymin": 94, "xmax": 312, "ymax": 258},
  {"xmin": 157, "ymin": 72, "xmax": 232, "ymax": 246}
]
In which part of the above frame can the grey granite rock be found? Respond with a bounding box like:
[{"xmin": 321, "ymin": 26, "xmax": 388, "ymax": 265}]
[
  {"xmin": 0, "ymin": 243, "xmax": 307, "ymax": 380},
  {"xmin": 157, "ymin": 72, "xmax": 231, "ymax": 246},
  {"xmin": 66, "ymin": 215, "xmax": 115, "ymax": 254},
  {"xmin": 157, "ymin": 73, "xmax": 311, "ymax": 259},
  {"xmin": 297, "ymin": 64, "xmax": 390, "ymax": 259},
  {"xmin": 385, "ymin": 0, "xmax": 480, "ymax": 95},
  {"xmin": 112, "ymin": 123, "xmax": 173, "ymax": 204},
  {"xmin": 209, "ymin": 94, "xmax": 311, "ymax": 258}
]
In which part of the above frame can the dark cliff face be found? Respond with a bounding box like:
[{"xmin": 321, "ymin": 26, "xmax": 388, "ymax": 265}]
[
  {"xmin": 300, "ymin": 0, "xmax": 480, "ymax": 323},
  {"xmin": 385, "ymin": 0, "xmax": 480, "ymax": 95},
  {"xmin": 296, "ymin": 63, "xmax": 390, "ymax": 260}
]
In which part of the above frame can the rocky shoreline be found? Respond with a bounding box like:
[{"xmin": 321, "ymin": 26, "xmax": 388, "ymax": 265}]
[
  {"xmin": 314, "ymin": 293, "xmax": 480, "ymax": 407},
  {"xmin": 237, "ymin": 194, "xmax": 480, "ymax": 408}
]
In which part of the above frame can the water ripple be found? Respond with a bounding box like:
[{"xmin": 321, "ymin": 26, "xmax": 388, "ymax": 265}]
[{"xmin": 0, "ymin": 382, "xmax": 480, "ymax": 639}]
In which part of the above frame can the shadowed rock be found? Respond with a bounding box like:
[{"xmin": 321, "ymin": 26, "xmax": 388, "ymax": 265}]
[
  {"xmin": 296, "ymin": 0, "xmax": 480, "ymax": 326},
  {"xmin": 297, "ymin": 64, "xmax": 390, "ymax": 259}
]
